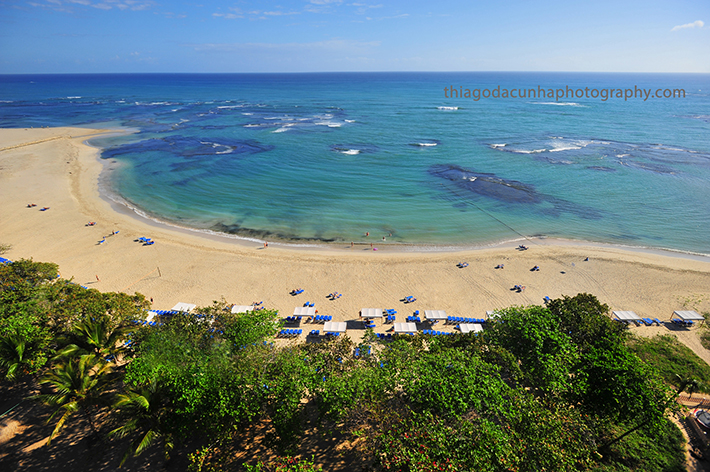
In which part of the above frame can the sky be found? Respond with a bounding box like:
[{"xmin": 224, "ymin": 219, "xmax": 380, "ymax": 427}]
[{"xmin": 0, "ymin": 0, "xmax": 708, "ymax": 74}]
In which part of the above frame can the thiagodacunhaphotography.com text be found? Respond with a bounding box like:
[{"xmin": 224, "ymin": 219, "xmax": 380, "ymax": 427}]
[{"xmin": 444, "ymin": 85, "xmax": 686, "ymax": 102}]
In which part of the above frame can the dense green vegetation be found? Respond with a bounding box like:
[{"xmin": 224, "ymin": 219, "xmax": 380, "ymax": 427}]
[
  {"xmin": 630, "ymin": 334, "xmax": 710, "ymax": 394},
  {"xmin": 0, "ymin": 259, "xmax": 695, "ymax": 471}
]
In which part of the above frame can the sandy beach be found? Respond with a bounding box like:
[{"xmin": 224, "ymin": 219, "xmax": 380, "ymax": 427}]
[{"xmin": 1, "ymin": 126, "xmax": 710, "ymax": 357}]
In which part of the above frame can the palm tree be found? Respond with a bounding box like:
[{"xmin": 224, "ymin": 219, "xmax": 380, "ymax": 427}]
[
  {"xmin": 109, "ymin": 379, "xmax": 174, "ymax": 467},
  {"xmin": 54, "ymin": 317, "xmax": 134, "ymax": 362},
  {"xmin": 34, "ymin": 353, "xmax": 113, "ymax": 444},
  {"xmin": 0, "ymin": 334, "xmax": 28, "ymax": 381},
  {"xmin": 675, "ymin": 374, "xmax": 701, "ymax": 399}
]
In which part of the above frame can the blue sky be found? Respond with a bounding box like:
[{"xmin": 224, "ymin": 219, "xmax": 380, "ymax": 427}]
[{"xmin": 0, "ymin": 0, "xmax": 708, "ymax": 73}]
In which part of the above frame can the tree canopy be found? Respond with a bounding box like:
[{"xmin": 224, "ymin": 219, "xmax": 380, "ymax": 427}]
[{"xmin": 0, "ymin": 260, "xmax": 690, "ymax": 472}]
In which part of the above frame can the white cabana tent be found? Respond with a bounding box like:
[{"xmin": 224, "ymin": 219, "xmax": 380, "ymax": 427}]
[
  {"xmin": 361, "ymin": 308, "xmax": 383, "ymax": 319},
  {"xmin": 424, "ymin": 310, "xmax": 447, "ymax": 321},
  {"xmin": 459, "ymin": 323, "xmax": 484, "ymax": 334},
  {"xmin": 323, "ymin": 321, "xmax": 347, "ymax": 333},
  {"xmin": 612, "ymin": 311, "xmax": 642, "ymax": 323},
  {"xmin": 674, "ymin": 310, "xmax": 705, "ymax": 325},
  {"xmin": 231, "ymin": 305, "xmax": 254, "ymax": 314},
  {"xmin": 486, "ymin": 310, "xmax": 499, "ymax": 319},
  {"xmin": 172, "ymin": 302, "xmax": 196, "ymax": 313},
  {"xmin": 293, "ymin": 306, "xmax": 316, "ymax": 317},
  {"xmin": 394, "ymin": 322, "xmax": 417, "ymax": 334},
  {"xmin": 146, "ymin": 311, "xmax": 158, "ymax": 323}
]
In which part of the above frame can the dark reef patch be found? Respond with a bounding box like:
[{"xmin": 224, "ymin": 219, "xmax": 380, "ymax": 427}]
[
  {"xmin": 428, "ymin": 164, "xmax": 602, "ymax": 220},
  {"xmin": 211, "ymin": 222, "xmax": 340, "ymax": 243}
]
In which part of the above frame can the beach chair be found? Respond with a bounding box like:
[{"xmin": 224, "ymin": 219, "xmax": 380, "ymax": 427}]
[{"xmin": 653, "ymin": 318, "xmax": 663, "ymax": 326}]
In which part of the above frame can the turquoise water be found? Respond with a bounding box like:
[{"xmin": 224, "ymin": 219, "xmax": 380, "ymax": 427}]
[{"xmin": 1, "ymin": 72, "xmax": 709, "ymax": 253}]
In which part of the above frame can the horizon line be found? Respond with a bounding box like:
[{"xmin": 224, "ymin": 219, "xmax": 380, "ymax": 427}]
[{"xmin": 2, "ymin": 70, "xmax": 710, "ymax": 76}]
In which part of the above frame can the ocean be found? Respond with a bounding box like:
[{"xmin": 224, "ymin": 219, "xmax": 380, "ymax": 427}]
[{"xmin": 1, "ymin": 72, "xmax": 709, "ymax": 254}]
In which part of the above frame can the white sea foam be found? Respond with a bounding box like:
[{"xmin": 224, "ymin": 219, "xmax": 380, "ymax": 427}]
[
  {"xmin": 345, "ymin": 119, "xmax": 355, "ymax": 123},
  {"xmin": 437, "ymin": 106, "xmax": 459, "ymax": 110},
  {"xmin": 490, "ymin": 144, "xmax": 506, "ymax": 148},
  {"xmin": 67, "ymin": 96, "xmax": 82, "ymax": 99},
  {"xmin": 511, "ymin": 149, "xmax": 546, "ymax": 154},
  {"xmin": 416, "ymin": 143, "xmax": 438, "ymax": 147},
  {"xmin": 242, "ymin": 112, "xmax": 254, "ymax": 116},
  {"xmin": 549, "ymin": 145, "xmax": 581, "ymax": 152},
  {"xmin": 532, "ymin": 102, "xmax": 586, "ymax": 107},
  {"xmin": 273, "ymin": 127, "xmax": 289, "ymax": 133},
  {"xmin": 341, "ymin": 149, "xmax": 360, "ymax": 155},
  {"xmin": 243, "ymin": 124, "xmax": 261, "ymax": 128}
]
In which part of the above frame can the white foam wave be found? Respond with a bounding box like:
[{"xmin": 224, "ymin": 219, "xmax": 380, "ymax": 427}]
[
  {"xmin": 490, "ymin": 144, "xmax": 506, "ymax": 148},
  {"xmin": 416, "ymin": 143, "xmax": 438, "ymax": 147},
  {"xmin": 273, "ymin": 127, "xmax": 289, "ymax": 133},
  {"xmin": 532, "ymin": 102, "xmax": 586, "ymax": 107},
  {"xmin": 243, "ymin": 124, "xmax": 261, "ymax": 128},
  {"xmin": 437, "ymin": 106, "xmax": 458, "ymax": 110},
  {"xmin": 511, "ymin": 149, "xmax": 546, "ymax": 154},
  {"xmin": 242, "ymin": 112, "xmax": 253, "ymax": 116},
  {"xmin": 67, "ymin": 96, "xmax": 82, "ymax": 99},
  {"xmin": 341, "ymin": 149, "xmax": 360, "ymax": 155},
  {"xmin": 549, "ymin": 145, "xmax": 581, "ymax": 152},
  {"xmin": 345, "ymin": 119, "xmax": 355, "ymax": 123}
]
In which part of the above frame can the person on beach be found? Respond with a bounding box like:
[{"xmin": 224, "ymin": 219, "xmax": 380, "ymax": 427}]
[
  {"xmin": 96, "ymin": 275, "xmax": 100, "ymax": 282},
  {"xmin": 365, "ymin": 232, "xmax": 369, "ymax": 237}
]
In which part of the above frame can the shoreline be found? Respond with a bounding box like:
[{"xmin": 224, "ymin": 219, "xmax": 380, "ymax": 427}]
[{"xmin": 2, "ymin": 126, "xmax": 710, "ymax": 353}]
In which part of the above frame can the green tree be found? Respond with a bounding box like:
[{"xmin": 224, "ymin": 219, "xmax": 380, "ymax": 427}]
[
  {"xmin": 109, "ymin": 379, "xmax": 175, "ymax": 466},
  {"xmin": 0, "ymin": 259, "xmax": 58, "ymax": 312},
  {"xmin": 34, "ymin": 354, "xmax": 113, "ymax": 443},
  {"xmin": 54, "ymin": 316, "xmax": 134, "ymax": 362},
  {"xmin": 484, "ymin": 305, "xmax": 579, "ymax": 398},
  {"xmin": 0, "ymin": 333, "xmax": 29, "ymax": 381}
]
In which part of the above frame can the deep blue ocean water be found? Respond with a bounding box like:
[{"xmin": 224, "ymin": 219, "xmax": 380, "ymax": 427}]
[{"xmin": 1, "ymin": 72, "xmax": 709, "ymax": 254}]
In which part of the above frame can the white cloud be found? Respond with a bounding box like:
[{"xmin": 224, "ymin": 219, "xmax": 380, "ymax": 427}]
[
  {"xmin": 213, "ymin": 12, "xmax": 244, "ymax": 19},
  {"xmin": 671, "ymin": 20, "xmax": 704, "ymax": 31},
  {"xmin": 212, "ymin": 7, "xmax": 299, "ymax": 20}
]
